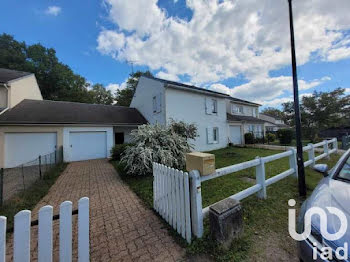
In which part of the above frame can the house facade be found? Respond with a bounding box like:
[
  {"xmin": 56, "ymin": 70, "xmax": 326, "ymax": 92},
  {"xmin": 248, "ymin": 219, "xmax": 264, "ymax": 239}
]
[
  {"xmin": 131, "ymin": 76, "xmax": 265, "ymax": 151},
  {"xmin": 130, "ymin": 76, "xmax": 228, "ymax": 151},
  {"xmin": 259, "ymin": 113, "xmax": 289, "ymax": 132},
  {"xmin": 0, "ymin": 68, "xmax": 147, "ymax": 168}
]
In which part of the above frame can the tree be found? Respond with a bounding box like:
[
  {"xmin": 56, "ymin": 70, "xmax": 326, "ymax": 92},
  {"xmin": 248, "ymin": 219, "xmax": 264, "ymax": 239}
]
[
  {"xmin": 261, "ymin": 107, "xmax": 285, "ymax": 121},
  {"xmin": 0, "ymin": 33, "xmax": 115, "ymax": 104},
  {"xmin": 89, "ymin": 84, "xmax": 114, "ymax": 105},
  {"xmin": 115, "ymin": 70, "xmax": 153, "ymax": 106},
  {"xmin": 281, "ymin": 88, "xmax": 350, "ymax": 141}
]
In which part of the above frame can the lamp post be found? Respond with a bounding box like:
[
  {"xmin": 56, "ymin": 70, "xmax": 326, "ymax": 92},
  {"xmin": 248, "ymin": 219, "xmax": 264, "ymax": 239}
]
[{"xmin": 287, "ymin": 0, "xmax": 306, "ymax": 197}]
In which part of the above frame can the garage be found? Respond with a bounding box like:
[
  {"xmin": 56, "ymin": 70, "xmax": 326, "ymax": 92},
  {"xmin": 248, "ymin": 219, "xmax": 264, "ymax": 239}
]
[
  {"xmin": 69, "ymin": 131, "xmax": 107, "ymax": 162},
  {"xmin": 4, "ymin": 132, "xmax": 57, "ymax": 168},
  {"xmin": 229, "ymin": 126, "xmax": 242, "ymax": 144}
]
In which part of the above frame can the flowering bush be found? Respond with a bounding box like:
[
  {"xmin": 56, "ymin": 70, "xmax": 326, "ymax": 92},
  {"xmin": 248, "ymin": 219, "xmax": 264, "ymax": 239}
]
[{"xmin": 121, "ymin": 122, "xmax": 196, "ymax": 176}]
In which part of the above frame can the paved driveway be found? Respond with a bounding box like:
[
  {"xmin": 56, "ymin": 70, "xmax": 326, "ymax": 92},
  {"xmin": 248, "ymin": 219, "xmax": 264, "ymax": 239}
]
[{"xmin": 6, "ymin": 159, "xmax": 185, "ymax": 261}]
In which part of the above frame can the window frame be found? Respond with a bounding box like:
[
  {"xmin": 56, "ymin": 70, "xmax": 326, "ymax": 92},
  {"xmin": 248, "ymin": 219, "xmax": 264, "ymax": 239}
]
[
  {"xmin": 213, "ymin": 127, "xmax": 219, "ymax": 143},
  {"xmin": 212, "ymin": 99, "xmax": 218, "ymax": 114}
]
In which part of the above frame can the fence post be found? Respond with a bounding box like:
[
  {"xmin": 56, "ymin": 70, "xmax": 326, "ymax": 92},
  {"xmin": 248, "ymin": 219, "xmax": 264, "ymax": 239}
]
[
  {"xmin": 333, "ymin": 138, "xmax": 338, "ymax": 153},
  {"xmin": 324, "ymin": 140, "xmax": 330, "ymax": 160},
  {"xmin": 0, "ymin": 216, "xmax": 6, "ymax": 262},
  {"xmin": 189, "ymin": 170, "xmax": 203, "ymax": 238},
  {"xmin": 39, "ymin": 155, "xmax": 42, "ymax": 179},
  {"xmin": 0, "ymin": 169, "xmax": 3, "ymax": 207},
  {"xmin": 255, "ymin": 157, "xmax": 266, "ymax": 199},
  {"xmin": 289, "ymin": 148, "xmax": 298, "ymax": 178},
  {"xmin": 307, "ymin": 143, "xmax": 315, "ymax": 167}
]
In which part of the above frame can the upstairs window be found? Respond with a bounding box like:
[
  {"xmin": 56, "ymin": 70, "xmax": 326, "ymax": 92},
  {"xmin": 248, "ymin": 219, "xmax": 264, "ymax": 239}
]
[
  {"xmin": 232, "ymin": 105, "xmax": 243, "ymax": 114},
  {"xmin": 153, "ymin": 94, "xmax": 161, "ymax": 113},
  {"xmin": 153, "ymin": 96, "xmax": 157, "ymax": 113},
  {"xmin": 205, "ymin": 98, "xmax": 218, "ymax": 114},
  {"xmin": 212, "ymin": 99, "xmax": 217, "ymax": 114}
]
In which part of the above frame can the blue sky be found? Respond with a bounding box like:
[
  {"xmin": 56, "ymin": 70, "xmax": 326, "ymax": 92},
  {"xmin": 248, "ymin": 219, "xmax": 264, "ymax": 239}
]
[{"xmin": 1, "ymin": 0, "xmax": 350, "ymax": 108}]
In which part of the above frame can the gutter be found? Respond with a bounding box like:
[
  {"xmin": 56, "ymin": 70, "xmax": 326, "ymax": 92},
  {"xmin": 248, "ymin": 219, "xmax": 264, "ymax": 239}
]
[{"xmin": 0, "ymin": 83, "xmax": 9, "ymax": 115}]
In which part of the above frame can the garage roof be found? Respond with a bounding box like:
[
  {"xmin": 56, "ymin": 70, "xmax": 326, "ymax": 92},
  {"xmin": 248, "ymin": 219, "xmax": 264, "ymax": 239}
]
[
  {"xmin": 0, "ymin": 68, "xmax": 33, "ymax": 84},
  {"xmin": 227, "ymin": 113, "xmax": 265, "ymax": 123},
  {"xmin": 0, "ymin": 99, "xmax": 148, "ymax": 125}
]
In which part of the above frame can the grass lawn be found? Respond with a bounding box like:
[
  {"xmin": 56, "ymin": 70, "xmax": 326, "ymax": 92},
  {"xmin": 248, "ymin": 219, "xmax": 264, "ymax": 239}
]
[
  {"xmin": 0, "ymin": 163, "xmax": 67, "ymax": 231},
  {"xmin": 114, "ymin": 147, "xmax": 341, "ymax": 261}
]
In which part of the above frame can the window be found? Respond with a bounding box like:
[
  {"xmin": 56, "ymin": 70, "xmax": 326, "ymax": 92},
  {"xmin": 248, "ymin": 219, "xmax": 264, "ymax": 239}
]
[
  {"xmin": 213, "ymin": 127, "xmax": 219, "ymax": 143},
  {"xmin": 336, "ymin": 156, "xmax": 350, "ymax": 183},
  {"xmin": 248, "ymin": 125, "xmax": 255, "ymax": 132},
  {"xmin": 212, "ymin": 99, "xmax": 217, "ymax": 114},
  {"xmin": 232, "ymin": 105, "xmax": 243, "ymax": 114},
  {"xmin": 207, "ymin": 127, "xmax": 219, "ymax": 144},
  {"xmin": 153, "ymin": 96, "xmax": 157, "ymax": 113},
  {"xmin": 153, "ymin": 94, "xmax": 161, "ymax": 113},
  {"xmin": 205, "ymin": 98, "xmax": 218, "ymax": 114}
]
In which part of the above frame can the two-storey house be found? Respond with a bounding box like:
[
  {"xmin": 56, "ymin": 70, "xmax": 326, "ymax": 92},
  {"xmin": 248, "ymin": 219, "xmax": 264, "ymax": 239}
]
[
  {"xmin": 226, "ymin": 97, "xmax": 265, "ymax": 144},
  {"xmin": 130, "ymin": 76, "xmax": 229, "ymax": 151}
]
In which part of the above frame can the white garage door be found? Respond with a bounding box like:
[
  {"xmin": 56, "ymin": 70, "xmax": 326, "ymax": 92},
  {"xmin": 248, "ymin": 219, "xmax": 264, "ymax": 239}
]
[
  {"xmin": 69, "ymin": 131, "xmax": 107, "ymax": 162},
  {"xmin": 230, "ymin": 126, "xmax": 242, "ymax": 144},
  {"xmin": 5, "ymin": 133, "xmax": 57, "ymax": 168}
]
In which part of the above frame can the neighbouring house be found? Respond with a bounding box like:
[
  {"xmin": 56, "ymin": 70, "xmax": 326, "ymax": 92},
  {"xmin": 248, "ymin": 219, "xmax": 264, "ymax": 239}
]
[
  {"xmin": 0, "ymin": 68, "xmax": 43, "ymax": 114},
  {"xmin": 131, "ymin": 76, "xmax": 264, "ymax": 151},
  {"xmin": 0, "ymin": 68, "xmax": 147, "ymax": 168},
  {"xmin": 226, "ymin": 97, "xmax": 264, "ymax": 143},
  {"xmin": 259, "ymin": 113, "xmax": 290, "ymax": 132},
  {"xmin": 319, "ymin": 126, "xmax": 350, "ymax": 140}
]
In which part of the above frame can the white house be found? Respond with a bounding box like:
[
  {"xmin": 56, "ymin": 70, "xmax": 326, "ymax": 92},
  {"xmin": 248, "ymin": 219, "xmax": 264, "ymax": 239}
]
[
  {"xmin": 130, "ymin": 76, "xmax": 229, "ymax": 151},
  {"xmin": 131, "ymin": 76, "xmax": 264, "ymax": 151}
]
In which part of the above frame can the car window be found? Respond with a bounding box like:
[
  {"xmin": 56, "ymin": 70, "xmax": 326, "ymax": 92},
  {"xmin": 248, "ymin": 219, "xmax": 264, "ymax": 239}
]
[{"xmin": 337, "ymin": 156, "xmax": 350, "ymax": 182}]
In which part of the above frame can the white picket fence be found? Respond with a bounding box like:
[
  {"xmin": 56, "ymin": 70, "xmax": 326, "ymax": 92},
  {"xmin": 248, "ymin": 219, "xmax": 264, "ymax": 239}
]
[
  {"xmin": 153, "ymin": 163, "xmax": 192, "ymax": 243},
  {"xmin": 0, "ymin": 197, "xmax": 89, "ymax": 262},
  {"xmin": 189, "ymin": 138, "xmax": 338, "ymax": 238}
]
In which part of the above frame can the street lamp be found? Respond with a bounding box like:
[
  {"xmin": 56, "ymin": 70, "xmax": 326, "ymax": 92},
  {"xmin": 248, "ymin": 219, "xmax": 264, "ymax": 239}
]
[{"xmin": 287, "ymin": 0, "xmax": 306, "ymax": 196}]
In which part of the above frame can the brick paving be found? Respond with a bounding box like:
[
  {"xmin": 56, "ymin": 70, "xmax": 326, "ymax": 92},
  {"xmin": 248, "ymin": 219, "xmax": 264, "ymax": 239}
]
[{"xmin": 6, "ymin": 159, "xmax": 185, "ymax": 261}]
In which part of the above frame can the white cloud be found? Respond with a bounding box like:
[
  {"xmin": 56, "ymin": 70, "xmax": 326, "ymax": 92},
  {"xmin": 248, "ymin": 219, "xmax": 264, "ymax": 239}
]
[
  {"xmin": 45, "ymin": 6, "xmax": 61, "ymax": 16},
  {"xmin": 97, "ymin": 0, "xmax": 350, "ymax": 101},
  {"xmin": 209, "ymin": 75, "xmax": 330, "ymax": 104},
  {"xmin": 156, "ymin": 71, "xmax": 179, "ymax": 81},
  {"xmin": 106, "ymin": 81, "xmax": 127, "ymax": 93},
  {"xmin": 345, "ymin": 88, "xmax": 350, "ymax": 94}
]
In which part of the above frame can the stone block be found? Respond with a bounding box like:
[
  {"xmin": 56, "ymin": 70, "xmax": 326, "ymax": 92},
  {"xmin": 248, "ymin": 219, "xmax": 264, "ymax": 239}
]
[{"xmin": 209, "ymin": 198, "xmax": 243, "ymax": 249}]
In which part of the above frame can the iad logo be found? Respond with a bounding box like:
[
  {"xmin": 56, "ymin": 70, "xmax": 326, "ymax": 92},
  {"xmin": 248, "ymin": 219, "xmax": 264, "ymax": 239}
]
[{"xmin": 288, "ymin": 199, "xmax": 349, "ymax": 260}]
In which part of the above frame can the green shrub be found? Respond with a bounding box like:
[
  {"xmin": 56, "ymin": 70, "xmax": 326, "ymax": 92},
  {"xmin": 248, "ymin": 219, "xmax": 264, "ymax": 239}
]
[
  {"xmin": 244, "ymin": 133, "xmax": 255, "ymax": 144},
  {"xmin": 267, "ymin": 133, "xmax": 276, "ymax": 142},
  {"xmin": 121, "ymin": 123, "xmax": 191, "ymax": 176},
  {"xmin": 111, "ymin": 144, "xmax": 130, "ymax": 161},
  {"xmin": 277, "ymin": 129, "xmax": 293, "ymax": 145}
]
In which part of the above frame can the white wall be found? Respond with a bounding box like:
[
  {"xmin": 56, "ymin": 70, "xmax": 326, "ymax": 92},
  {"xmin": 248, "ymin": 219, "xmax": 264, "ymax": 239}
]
[
  {"xmin": 63, "ymin": 126, "xmax": 113, "ymax": 162},
  {"xmin": 130, "ymin": 77, "xmax": 166, "ymax": 125},
  {"xmin": 165, "ymin": 88, "xmax": 228, "ymax": 152},
  {"xmin": 9, "ymin": 75, "xmax": 43, "ymax": 108}
]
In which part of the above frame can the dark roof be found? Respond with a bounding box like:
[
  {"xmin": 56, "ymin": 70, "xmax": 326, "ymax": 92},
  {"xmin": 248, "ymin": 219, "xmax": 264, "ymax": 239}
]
[
  {"xmin": 227, "ymin": 113, "xmax": 265, "ymax": 123},
  {"xmin": 260, "ymin": 113, "xmax": 282, "ymax": 120},
  {"xmin": 0, "ymin": 68, "xmax": 32, "ymax": 84},
  {"xmin": 144, "ymin": 76, "xmax": 261, "ymax": 106},
  {"xmin": 144, "ymin": 76, "xmax": 229, "ymax": 97},
  {"xmin": 227, "ymin": 97, "xmax": 261, "ymax": 106},
  {"xmin": 0, "ymin": 99, "xmax": 148, "ymax": 125}
]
